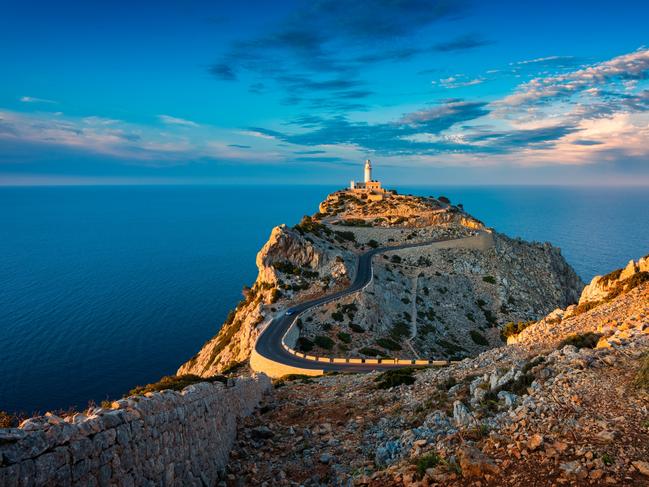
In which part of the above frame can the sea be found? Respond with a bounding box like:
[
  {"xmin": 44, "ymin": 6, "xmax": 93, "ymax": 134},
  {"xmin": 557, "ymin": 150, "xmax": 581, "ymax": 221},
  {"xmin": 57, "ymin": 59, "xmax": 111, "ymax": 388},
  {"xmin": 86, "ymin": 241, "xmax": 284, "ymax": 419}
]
[{"xmin": 1, "ymin": 185, "xmax": 647, "ymax": 414}]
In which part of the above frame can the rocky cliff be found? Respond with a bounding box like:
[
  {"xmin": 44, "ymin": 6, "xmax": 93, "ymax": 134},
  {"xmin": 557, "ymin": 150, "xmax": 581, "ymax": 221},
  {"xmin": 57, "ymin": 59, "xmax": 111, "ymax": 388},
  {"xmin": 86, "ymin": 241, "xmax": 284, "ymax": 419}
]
[{"xmin": 178, "ymin": 190, "xmax": 583, "ymax": 375}]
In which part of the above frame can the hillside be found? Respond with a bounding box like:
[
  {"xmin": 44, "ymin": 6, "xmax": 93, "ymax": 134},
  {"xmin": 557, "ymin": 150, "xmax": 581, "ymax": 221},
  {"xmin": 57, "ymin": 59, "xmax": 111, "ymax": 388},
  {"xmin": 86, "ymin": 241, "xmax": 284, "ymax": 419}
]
[
  {"xmin": 178, "ymin": 190, "xmax": 583, "ymax": 375},
  {"xmin": 224, "ymin": 258, "xmax": 649, "ymax": 486}
]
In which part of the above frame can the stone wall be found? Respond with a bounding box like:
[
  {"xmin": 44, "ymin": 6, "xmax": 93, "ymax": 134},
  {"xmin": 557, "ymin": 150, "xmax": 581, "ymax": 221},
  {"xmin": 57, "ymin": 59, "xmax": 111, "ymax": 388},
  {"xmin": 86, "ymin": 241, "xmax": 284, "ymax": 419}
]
[{"xmin": 0, "ymin": 374, "xmax": 271, "ymax": 486}]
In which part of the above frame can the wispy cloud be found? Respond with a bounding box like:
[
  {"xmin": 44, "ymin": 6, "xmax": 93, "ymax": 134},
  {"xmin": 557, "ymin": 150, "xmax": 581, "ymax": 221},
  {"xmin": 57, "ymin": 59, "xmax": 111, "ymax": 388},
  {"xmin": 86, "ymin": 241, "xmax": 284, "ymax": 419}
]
[
  {"xmin": 435, "ymin": 75, "xmax": 485, "ymax": 89},
  {"xmin": 20, "ymin": 96, "xmax": 57, "ymax": 104},
  {"xmin": 158, "ymin": 114, "xmax": 199, "ymax": 127}
]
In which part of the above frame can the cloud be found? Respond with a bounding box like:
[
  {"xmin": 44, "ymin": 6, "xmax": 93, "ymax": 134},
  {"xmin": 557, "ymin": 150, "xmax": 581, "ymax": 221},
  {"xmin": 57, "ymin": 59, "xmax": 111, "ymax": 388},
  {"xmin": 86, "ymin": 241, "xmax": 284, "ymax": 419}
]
[
  {"xmin": 436, "ymin": 75, "xmax": 485, "ymax": 89},
  {"xmin": 158, "ymin": 115, "xmax": 199, "ymax": 127},
  {"xmin": 433, "ymin": 34, "xmax": 491, "ymax": 52},
  {"xmin": 207, "ymin": 0, "xmax": 476, "ymax": 111},
  {"xmin": 20, "ymin": 96, "xmax": 57, "ymax": 104},
  {"xmin": 228, "ymin": 144, "xmax": 251, "ymax": 149},
  {"xmin": 511, "ymin": 55, "xmax": 578, "ymax": 67},
  {"xmin": 249, "ymin": 99, "xmax": 491, "ymax": 155},
  {"xmin": 501, "ymin": 48, "xmax": 649, "ymax": 107}
]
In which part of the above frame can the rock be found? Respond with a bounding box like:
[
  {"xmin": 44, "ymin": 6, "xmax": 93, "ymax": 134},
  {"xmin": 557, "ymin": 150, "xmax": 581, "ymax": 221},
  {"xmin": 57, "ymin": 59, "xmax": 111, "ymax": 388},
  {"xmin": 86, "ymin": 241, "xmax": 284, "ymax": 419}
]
[
  {"xmin": 452, "ymin": 401, "xmax": 473, "ymax": 428},
  {"xmin": 497, "ymin": 391, "xmax": 518, "ymax": 408},
  {"xmin": 632, "ymin": 461, "xmax": 649, "ymax": 477},
  {"xmin": 458, "ymin": 446, "xmax": 499, "ymax": 478},
  {"xmin": 595, "ymin": 430, "xmax": 617, "ymax": 443},
  {"xmin": 560, "ymin": 460, "xmax": 586, "ymax": 480},
  {"xmin": 319, "ymin": 453, "xmax": 332, "ymax": 464},
  {"xmin": 250, "ymin": 426, "xmax": 274, "ymax": 440},
  {"xmin": 527, "ymin": 434, "xmax": 543, "ymax": 451}
]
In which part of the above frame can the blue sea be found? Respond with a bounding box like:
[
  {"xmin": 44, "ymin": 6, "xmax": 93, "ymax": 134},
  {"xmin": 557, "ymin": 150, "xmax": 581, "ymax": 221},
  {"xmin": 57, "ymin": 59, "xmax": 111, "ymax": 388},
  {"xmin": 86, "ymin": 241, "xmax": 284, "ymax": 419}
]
[{"xmin": 1, "ymin": 185, "xmax": 647, "ymax": 414}]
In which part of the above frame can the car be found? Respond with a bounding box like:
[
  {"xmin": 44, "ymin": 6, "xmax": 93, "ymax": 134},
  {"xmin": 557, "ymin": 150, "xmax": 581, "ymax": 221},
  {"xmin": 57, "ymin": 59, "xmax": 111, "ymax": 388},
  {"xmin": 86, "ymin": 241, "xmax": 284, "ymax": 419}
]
[{"xmin": 285, "ymin": 310, "xmax": 294, "ymax": 316}]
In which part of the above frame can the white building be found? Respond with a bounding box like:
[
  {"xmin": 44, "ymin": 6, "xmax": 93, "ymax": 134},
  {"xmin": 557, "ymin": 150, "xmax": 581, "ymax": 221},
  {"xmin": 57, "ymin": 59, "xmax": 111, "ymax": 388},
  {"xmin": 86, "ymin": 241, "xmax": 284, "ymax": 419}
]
[{"xmin": 349, "ymin": 159, "xmax": 388, "ymax": 200}]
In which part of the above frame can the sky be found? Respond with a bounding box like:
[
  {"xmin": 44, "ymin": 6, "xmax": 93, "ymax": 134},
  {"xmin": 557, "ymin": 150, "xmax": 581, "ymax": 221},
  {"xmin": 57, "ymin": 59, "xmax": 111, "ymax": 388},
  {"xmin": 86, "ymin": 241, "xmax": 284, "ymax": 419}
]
[{"xmin": 1, "ymin": 0, "xmax": 648, "ymax": 186}]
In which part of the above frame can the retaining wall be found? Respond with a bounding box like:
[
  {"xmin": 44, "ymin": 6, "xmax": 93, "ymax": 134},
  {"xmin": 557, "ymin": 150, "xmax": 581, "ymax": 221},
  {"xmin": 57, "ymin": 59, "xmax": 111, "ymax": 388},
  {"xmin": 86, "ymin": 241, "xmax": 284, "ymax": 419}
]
[{"xmin": 0, "ymin": 374, "xmax": 271, "ymax": 486}]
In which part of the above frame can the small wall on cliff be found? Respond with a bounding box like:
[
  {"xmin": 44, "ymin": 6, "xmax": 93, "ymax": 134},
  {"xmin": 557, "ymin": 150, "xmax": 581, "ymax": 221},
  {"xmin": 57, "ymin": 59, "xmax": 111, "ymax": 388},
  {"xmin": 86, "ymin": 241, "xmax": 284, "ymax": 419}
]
[{"xmin": 0, "ymin": 374, "xmax": 271, "ymax": 486}]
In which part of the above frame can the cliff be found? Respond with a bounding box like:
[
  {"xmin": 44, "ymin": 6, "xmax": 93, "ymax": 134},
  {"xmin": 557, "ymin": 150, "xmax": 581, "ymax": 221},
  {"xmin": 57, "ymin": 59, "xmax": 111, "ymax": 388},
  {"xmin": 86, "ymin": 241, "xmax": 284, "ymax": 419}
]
[{"xmin": 178, "ymin": 190, "xmax": 583, "ymax": 375}]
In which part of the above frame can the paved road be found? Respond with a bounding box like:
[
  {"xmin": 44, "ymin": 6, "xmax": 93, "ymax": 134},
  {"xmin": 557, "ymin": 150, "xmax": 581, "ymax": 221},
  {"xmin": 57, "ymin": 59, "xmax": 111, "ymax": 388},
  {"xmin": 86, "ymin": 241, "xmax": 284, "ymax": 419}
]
[{"xmin": 253, "ymin": 234, "xmax": 471, "ymax": 373}]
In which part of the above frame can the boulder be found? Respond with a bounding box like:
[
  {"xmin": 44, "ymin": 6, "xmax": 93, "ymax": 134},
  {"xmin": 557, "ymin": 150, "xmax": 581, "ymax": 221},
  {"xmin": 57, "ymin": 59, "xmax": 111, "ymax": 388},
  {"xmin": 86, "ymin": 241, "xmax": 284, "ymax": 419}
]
[{"xmin": 458, "ymin": 446, "xmax": 499, "ymax": 478}]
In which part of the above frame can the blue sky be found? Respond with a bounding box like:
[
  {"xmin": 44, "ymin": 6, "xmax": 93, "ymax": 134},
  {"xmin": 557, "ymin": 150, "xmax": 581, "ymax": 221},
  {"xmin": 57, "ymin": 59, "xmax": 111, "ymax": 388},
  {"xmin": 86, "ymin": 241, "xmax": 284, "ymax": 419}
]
[{"xmin": 1, "ymin": 0, "xmax": 648, "ymax": 185}]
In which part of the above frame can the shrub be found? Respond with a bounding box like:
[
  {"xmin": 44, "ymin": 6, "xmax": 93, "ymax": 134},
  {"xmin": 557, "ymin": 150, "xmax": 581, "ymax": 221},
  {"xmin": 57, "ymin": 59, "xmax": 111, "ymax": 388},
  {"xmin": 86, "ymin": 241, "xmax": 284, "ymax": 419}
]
[
  {"xmin": 359, "ymin": 347, "xmax": 384, "ymax": 357},
  {"xmin": 332, "ymin": 311, "xmax": 344, "ymax": 322},
  {"xmin": 572, "ymin": 300, "xmax": 602, "ymax": 316},
  {"xmin": 270, "ymin": 288, "xmax": 282, "ymax": 303},
  {"xmin": 558, "ymin": 332, "xmax": 601, "ymax": 350},
  {"xmin": 367, "ymin": 239, "xmax": 379, "ymax": 248},
  {"xmin": 128, "ymin": 374, "xmax": 226, "ymax": 397},
  {"xmin": 469, "ymin": 330, "xmax": 488, "ymax": 346},
  {"xmin": 296, "ymin": 337, "xmax": 314, "ymax": 352},
  {"xmin": 634, "ymin": 353, "xmax": 649, "ymax": 390},
  {"xmin": 390, "ymin": 321, "xmax": 411, "ymax": 340},
  {"xmin": 482, "ymin": 275, "xmax": 496, "ymax": 284},
  {"xmin": 314, "ymin": 335, "xmax": 335, "ymax": 350},
  {"xmin": 415, "ymin": 452, "xmax": 441, "ymax": 476},
  {"xmin": 390, "ymin": 255, "xmax": 402, "ymax": 263},
  {"xmin": 0, "ymin": 411, "xmax": 19, "ymax": 428},
  {"xmin": 376, "ymin": 337, "xmax": 402, "ymax": 351},
  {"xmin": 349, "ymin": 323, "xmax": 365, "ymax": 333},
  {"xmin": 334, "ymin": 230, "xmax": 356, "ymax": 242},
  {"xmin": 438, "ymin": 195, "xmax": 450, "ymax": 204},
  {"xmin": 375, "ymin": 367, "xmax": 417, "ymax": 389},
  {"xmin": 501, "ymin": 320, "xmax": 535, "ymax": 339},
  {"xmin": 337, "ymin": 332, "xmax": 352, "ymax": 343}
]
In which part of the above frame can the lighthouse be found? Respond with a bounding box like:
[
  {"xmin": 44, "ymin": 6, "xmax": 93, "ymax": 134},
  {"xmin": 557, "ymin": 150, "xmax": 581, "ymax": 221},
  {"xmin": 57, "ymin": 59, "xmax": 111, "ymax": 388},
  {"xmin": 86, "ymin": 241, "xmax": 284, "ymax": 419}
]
[
  {"xmin": 349, "ymin": 159, "xmax": 388, "ymax": 200},
  {"xmin": 364, "ymin": 159, "xmax": 372, "ymax": 183}
]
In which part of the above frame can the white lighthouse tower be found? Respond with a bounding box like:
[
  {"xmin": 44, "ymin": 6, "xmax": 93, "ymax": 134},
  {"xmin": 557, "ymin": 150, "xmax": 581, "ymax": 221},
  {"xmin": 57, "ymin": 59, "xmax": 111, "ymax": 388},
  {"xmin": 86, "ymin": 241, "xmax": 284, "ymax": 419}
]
[{"xmin": 364, "ymin": 159, "xmax": 372, "ymax": 183}]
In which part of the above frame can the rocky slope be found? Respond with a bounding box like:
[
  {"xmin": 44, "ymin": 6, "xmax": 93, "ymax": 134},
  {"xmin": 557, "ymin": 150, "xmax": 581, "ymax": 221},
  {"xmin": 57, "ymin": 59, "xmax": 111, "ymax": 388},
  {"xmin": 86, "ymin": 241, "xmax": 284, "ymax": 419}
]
[
  {"xmin": 178, "ymin": 190, "xmax": 583, "ymax": 375},
  {"xmin": 223, "ymin": 261, "xmax": 649, "ymax": 486}
]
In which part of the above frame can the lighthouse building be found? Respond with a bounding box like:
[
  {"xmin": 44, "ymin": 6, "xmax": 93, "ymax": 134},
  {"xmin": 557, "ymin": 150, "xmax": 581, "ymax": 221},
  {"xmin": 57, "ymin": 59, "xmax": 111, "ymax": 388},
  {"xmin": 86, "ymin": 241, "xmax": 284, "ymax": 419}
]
[{"xmin": 349, "ymin": 159, "xmax": 389, "ymax": 201}]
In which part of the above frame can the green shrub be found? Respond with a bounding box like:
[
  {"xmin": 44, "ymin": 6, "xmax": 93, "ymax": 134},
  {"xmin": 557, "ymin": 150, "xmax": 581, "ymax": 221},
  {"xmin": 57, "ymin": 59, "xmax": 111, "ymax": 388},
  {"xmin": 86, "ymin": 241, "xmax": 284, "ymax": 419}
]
[
  {"xmin": 390, "ymin": 255, "xmax": 402, "ymax": 263},
  {"xmin": 332, "ymin": 311, "xmax": 344, "ymax": 321},
  {"xmin": 337, "ymin": 332, "xmax": 352, "ymax": 343},
  {"xmin": 415, "ymin": 452, "xmax": 441, "ymax": 476},
  {"xmin": 634, "ymin": 353, "xmax": 649, "ymax": 390},
  {"xmin": 375, "ymin": 367, "xmax": 417, "ymax": 389},
  {"xmin": 438, "ymin": 196, "xmax": 450, "ymax": 204},
  {"xmin": 501, "ymin": 320, "xmax": 535, "ymax": 339},
  {"xmin": 390, "ymin": 321, "xmax": 411, "ymax": 340},
  {"xmin": 296, "ymin": 337, "xmax": 314, "ymax": 352},
  {"xmin": 469, "ymin": 330, "xmax": 488, "ymax": 346},
  {"xmin": 376, "ymin": 337, "xmax": 402, "ymax": 351},
  {"xmin": 128, "ymin": 374, "xmax": 226, "ymax": 397},
  {"xmin": 359, "ymin": 347, "xmax": 384, "ymax": 357},
  {"xmin": 349, "ymin": 323, "xmax": 365, "ymax": 333},
  {"xmin": 482, "ymin": 275, "xmax": 496, "ymax": 284},
  {"xmin": 367, "ymin": 239, "xmax": 379, "ymax": 248},
  {"xmin": 314, "ymin": 335, "xmax": 335, "ymax": 350},
  {"xmin": 334, "ymin": 230, "xmax": 356, "ymax": 242},
  {"xmin": 558, "ymin": 332, "xmax": 601, "ymax": 349}
]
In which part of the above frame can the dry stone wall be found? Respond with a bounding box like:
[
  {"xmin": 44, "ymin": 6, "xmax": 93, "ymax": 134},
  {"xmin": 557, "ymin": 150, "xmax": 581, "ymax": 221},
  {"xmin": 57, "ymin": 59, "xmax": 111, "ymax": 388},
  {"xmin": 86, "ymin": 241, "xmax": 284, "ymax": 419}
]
[{"xmin": 0, "ymin": 374, "xmax": 271, "ymax": 486}]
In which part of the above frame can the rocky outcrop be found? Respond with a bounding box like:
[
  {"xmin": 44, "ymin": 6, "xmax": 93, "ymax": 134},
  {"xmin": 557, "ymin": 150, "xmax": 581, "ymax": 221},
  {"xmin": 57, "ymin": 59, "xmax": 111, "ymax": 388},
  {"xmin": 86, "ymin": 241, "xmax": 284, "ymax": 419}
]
[
  {"xmin": 579, "ymin": 254, "xmax": 649, "ymax": 305},
  {"xmin": 179, "ymin": 191, "xmax": 584, "ymax": 373},
  {"xmin": 178, "ymin": 222, "xmax": 356, "ymax": 377},
  {"xmin": 0, "ymin": 374, "xmax": 271, "ymax": 486}
]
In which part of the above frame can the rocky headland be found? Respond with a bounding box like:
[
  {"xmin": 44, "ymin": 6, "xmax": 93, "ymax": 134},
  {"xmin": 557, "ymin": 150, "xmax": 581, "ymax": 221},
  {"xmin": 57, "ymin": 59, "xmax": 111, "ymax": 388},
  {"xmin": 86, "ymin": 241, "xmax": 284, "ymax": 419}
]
[{"xmin": 178, "ymin": 191, "xmax": 583, "ymax": 376}]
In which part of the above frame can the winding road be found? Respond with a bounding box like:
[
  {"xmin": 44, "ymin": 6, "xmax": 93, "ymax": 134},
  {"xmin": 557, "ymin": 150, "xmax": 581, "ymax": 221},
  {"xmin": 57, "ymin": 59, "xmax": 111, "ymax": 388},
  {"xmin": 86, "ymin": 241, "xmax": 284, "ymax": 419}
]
[{"xmin": 253, "ymin": 232, "xmax": 490, "ymax": 374}]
